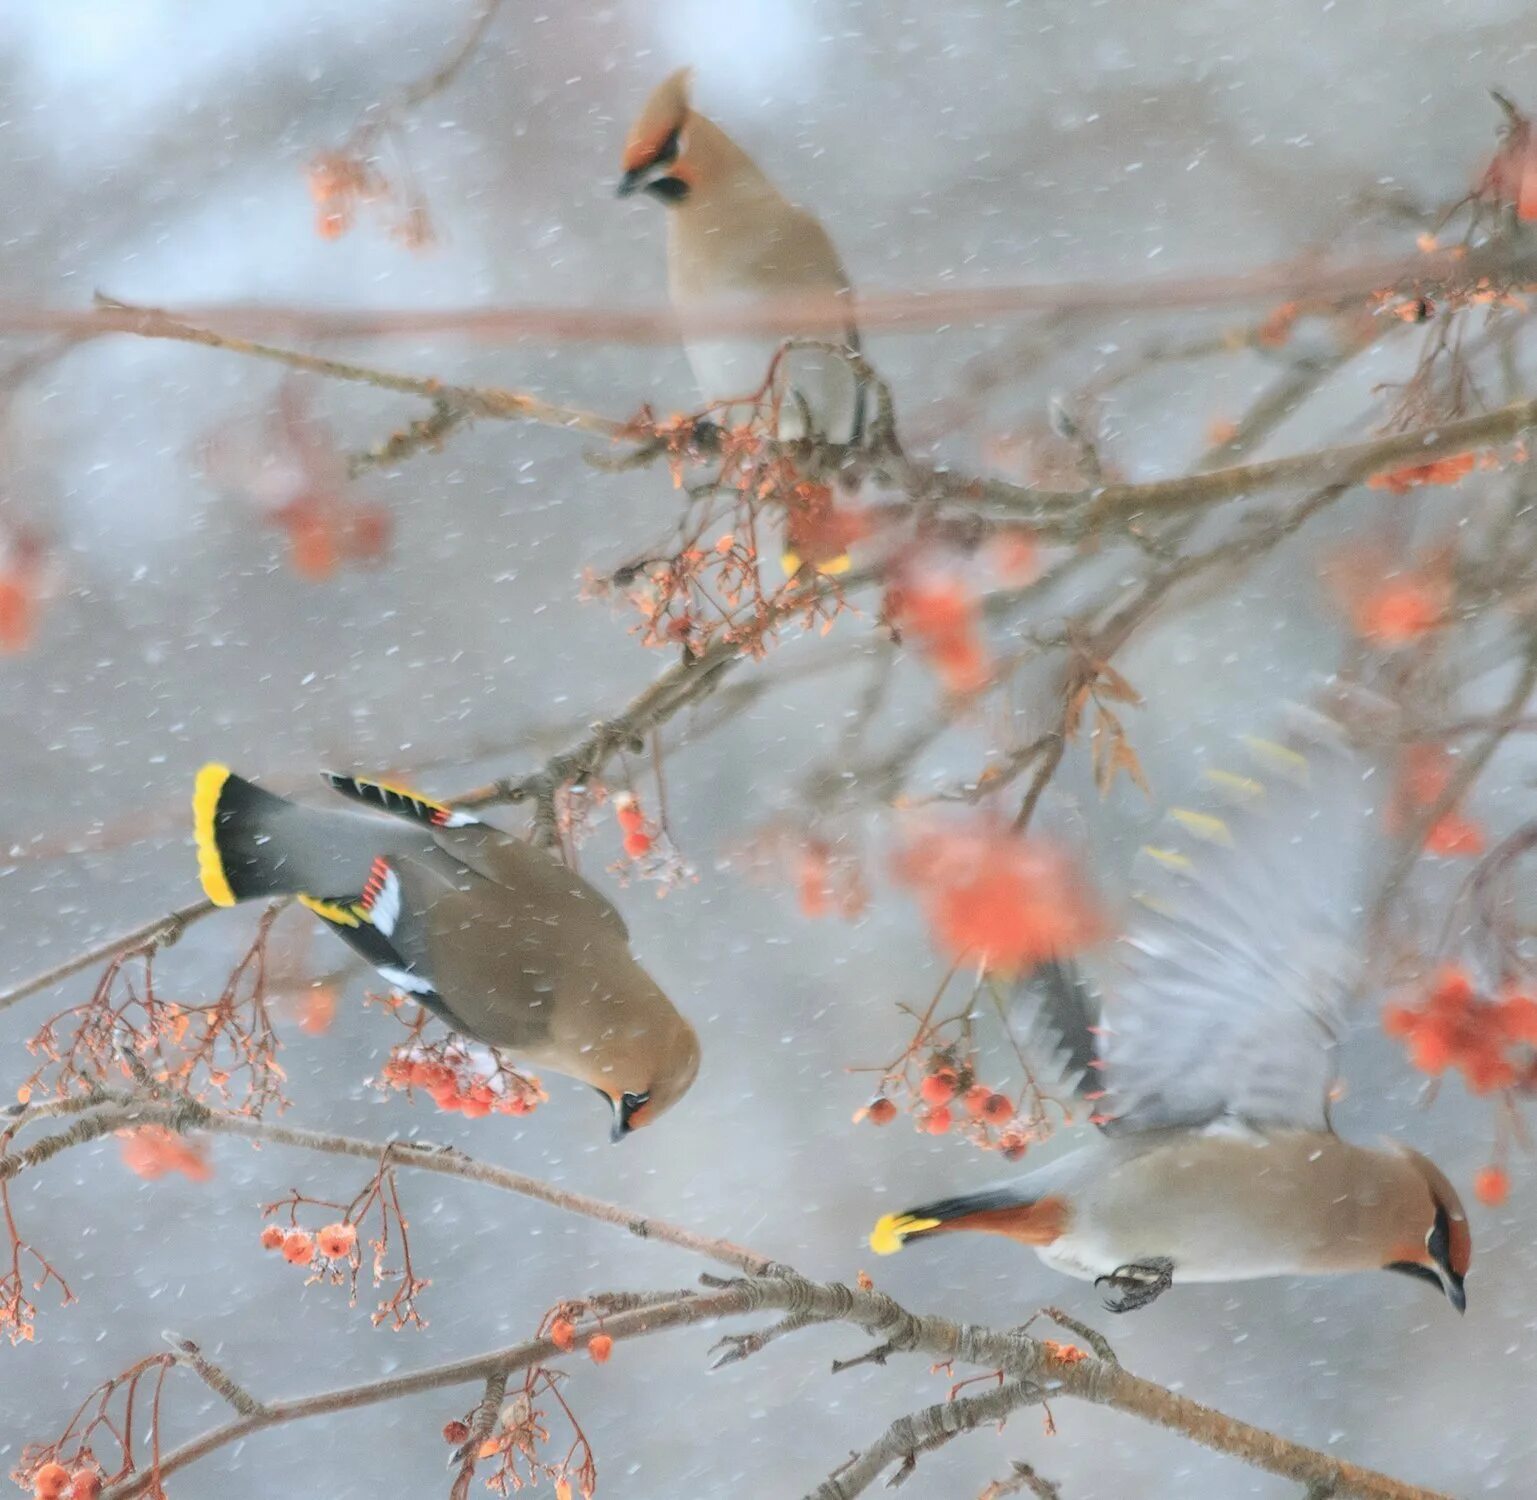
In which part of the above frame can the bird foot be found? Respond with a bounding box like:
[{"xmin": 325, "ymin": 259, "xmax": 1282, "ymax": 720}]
[{"xmin": 1095, "ymin": 1257, "xmax": 1175, "ymax": 1314}]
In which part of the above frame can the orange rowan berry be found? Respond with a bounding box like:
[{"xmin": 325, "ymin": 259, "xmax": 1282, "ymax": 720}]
[
  {"xmin": 260, "ymin": 1224, "xmax": 285, "ymax": 1251},
  {"xmin": 281, "ymin": 1230, "xmax": 315, "ymax": 1266},
  {"xmin": 920, "ymin": 1069, "xmax": 957, "ymax": 1106},
  {"xmin": 442, "ymin": 1420, "xmax": 471, "ymax": 1445},
  {"xmin": 923, "ymin": 1105, "xmax": 953, "ymax": 1135},
  {"xmin": 623, "ymin": 830, "xmax": 654, "ymax": 859},
  {"xmin": 32, "ymin": 1463, "xmax": 69, "ymax": 1500},
  {"xmin": 69, "ymin": 1474, "xmax": 102, "ymax": 1500},
  {"xmin": 588, "ymin": 1333, "xmax": 613, "ymax": 1364},
  {"xmin": 1475, "ymin": 1165, "xmax": 1510, "ymax": 1207},
  {"xmin": 317, "ymin": 1223, "xmax": 357, "ymax": 1260},
  {"xmin": 982, "ymin": 1093, "xmax": 1014, "ymax": 1124},
  {"xmin": 963, "ymin": 1084, "xmax": 992, "ymax": 1118},
  {"xmin": 548, "ymin": 1316, "xmax": 576, "ymax": 1351},
  {"xmin": 866, "ymin": 1097, "xmax": 897, "ymax": 1126}
]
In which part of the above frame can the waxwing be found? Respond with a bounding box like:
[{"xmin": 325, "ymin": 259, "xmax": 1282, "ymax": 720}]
[
  {"xmin": 871, "ymin": 712, "xmax": 1471, "ymax": 1313},
  {"xmin": 618, "ymin": 68, "xmax": 866, "ymax": 458},
  {"xmin": 194, "ymin": 766, "xmax": 699, "ymax": 1140}
]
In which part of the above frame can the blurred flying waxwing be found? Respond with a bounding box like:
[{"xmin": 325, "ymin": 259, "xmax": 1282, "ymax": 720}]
[
  {"xmin": 871, "ymin": 711, "xmax": 1472, "ymax": 1313},
  {"xmin": 618, "ymin": 68, "xmax": 866, "ymax": 465},
  {"xmin": 193, "ymin": 767, "xmax": 699, "ymax": 1140}
]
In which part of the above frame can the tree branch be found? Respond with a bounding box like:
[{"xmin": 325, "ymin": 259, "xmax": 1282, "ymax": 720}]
[
  {"xmin": 86, "ymin": 1271, "xmax": 1451, "ymax": 1500},
  {"xmin": 0, "ymin": 1093, "xmax": 776, "ymax": 1274},
  {"xmin": 8, "ymin": 237, "xmax": 1532, "ymax": 343}
]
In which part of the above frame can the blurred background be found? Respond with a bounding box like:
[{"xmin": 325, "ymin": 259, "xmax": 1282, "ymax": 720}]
[{"xmin": 3, "ymin": 1, "xmax": 1536, "ymax": 1495}]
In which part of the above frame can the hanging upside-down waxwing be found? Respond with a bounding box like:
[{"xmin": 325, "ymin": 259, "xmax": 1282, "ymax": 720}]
[
  {"xmin": 618, "ymin": 67, "xmax": 867, "ymax": 465},
  {"xmin": 871, "ymin": 711, "xmax": 1472, "ymax": 1313},
  {"xmin": 193, "ymin": 766, "xmax": 699, "ymax": 1140}
]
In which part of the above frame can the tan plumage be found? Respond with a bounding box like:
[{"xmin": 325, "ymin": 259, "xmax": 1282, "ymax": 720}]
[
  {"xmin": 193, "ymin": 766, "xmax": 698, "ymax": 1140},
  {"xmin": 618, "ymin": 67, "xmax": 864, "ymax": 445},
  {"xmin": 872, "ymin": 710, "xmax": 1473, "ymax": 1313}
]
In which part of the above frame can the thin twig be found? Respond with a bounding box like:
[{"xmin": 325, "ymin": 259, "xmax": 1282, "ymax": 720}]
[{"xmin": 0, "ymin": 1094, "xmax": 775, "ymax": 1274}]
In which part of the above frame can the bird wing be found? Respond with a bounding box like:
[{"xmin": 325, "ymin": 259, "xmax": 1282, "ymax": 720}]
[
  {"xmin": 1098, "ymin": 708, "xmax": 1375, "ymax": 1135},
  {"xmin": 429, "ymin": 823, "xmax": 632, "ymax": 941},
  {"xmin": 1008, "ymin": 958, "xmax": 1103, "ymax": 1110}
]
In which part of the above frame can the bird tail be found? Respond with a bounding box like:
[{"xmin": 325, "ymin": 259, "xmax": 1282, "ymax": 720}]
[
  {"xmin": 869, "ymin": 1187, "xmax": 1067, "ymax": 1256},
  {"xmin": 195, "ymin": 763, "xmax": 382, "ymax": 915},
  {"xmin": 194, "ymin": 764, "xmax": 301, "ymax": 905}
]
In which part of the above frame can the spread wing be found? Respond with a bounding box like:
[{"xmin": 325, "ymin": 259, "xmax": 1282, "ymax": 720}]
[{"xmin": 1097, "ymin": 708, "xmax": 1376, "ymax": 1135}]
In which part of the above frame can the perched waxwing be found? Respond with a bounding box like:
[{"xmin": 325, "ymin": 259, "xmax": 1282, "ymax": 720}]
[
  {"xmin": 618, "ymin": 68, "xmax": 866, "ymax": 474},
  {"xmin": 871, "ymin": 711, "xmax": 1472, "ymax": 1313},
  {"xmin": 193, "ymin": 766, "xmax": 699, "ymax": 1140}
]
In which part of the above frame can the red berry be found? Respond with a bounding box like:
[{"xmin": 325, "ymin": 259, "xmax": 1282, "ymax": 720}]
[
  {"xmin": 549, "ymin": 1317, "xmax": 576, "ymax": 1352},
  {"xmin": 69, "ymin": 1474, "xmax": 102, "ymax": 1500},
  {"xmin": 963, "ymin": 1084, "xmax": 992, "ymax": 1118},
  {"xmin": 981, "ymin": 1093, "xmax": 1014, "ymax": 1124},
  {"xmin": 442, "ymin": 1420, "xmax": 471, "ymax": 1445},
  {"xmin": 316, "ymin": 1223, "xmax": 357, "ymax": 1260},
  {"xmin": 923, "ymin": 1106, "xmax": 953, "ymax": 1135},
  {"xmin": 919, "ymin": 1070, "xmax": 957, "ymax": 1106},
  {"xmin": 32, "ymin": 1464, "xmax": 70, "ymax": 1500},
  {"xmin": 1475, "ymin": 1165, "xmax": 1509, "ymax": 1206},
  {"xmin": 281, "ymin": 1230, "xmax": 315, "ymax": 1266},
  {"xmin": 588, "ymin": 1333, "xmax": 613, "ymax": 1364},
  {"xmin": 259, "ymin": 1224, "xmax": 285, "ymax": 1251},
  {"xmin": 866, "ymin": 1097, "xmax": 898, "ymax": 1126}
]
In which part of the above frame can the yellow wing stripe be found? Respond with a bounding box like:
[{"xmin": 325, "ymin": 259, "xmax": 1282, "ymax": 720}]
[
  {"xmin": 1203, "ymin": 768, "xmax": 1265, "ymax": 801},
  {"xmin": 1142, "ymin": 844, "xmax": 1192, "ymax": 871},
  {"xmin": 869, "ymin": 1212, "xmax": 941, "ymax": 1256},
  {"xmin": 297, "ymin": 893, "xmax": 363, "ymax": 929},
  {"xmin": 1244, "ymin": 735, "xmax": 1310, "ymax": 784},
  {"xmin": 193, "ymin": 763, "xmax": 237, "ymax": 908},
  {"xmin": 1168, "ymin": 808, "xmax": 1233, "ymax": 845}
]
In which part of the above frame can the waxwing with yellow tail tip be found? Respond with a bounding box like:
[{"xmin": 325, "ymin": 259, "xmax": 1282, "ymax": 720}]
[
  {"xmin": 193, "ymin": 766, "xmax": 699, "ymax": 1141},
  {"xmin": 870, "ymin": 708, "xmax": 1472, "ymax": 1315}
]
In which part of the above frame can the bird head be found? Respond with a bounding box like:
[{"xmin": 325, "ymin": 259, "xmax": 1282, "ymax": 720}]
[
  {"xmin": 1383, "ymin": 1146, "xmax": 1471, "ymax": 1312},
  {"xmin": 617, "ymin": 67, "xmax": 696, "ymax": 204},
  {"xmin": 595, "ymin": 1009, "xmax": 701, "ymax": 1143}
]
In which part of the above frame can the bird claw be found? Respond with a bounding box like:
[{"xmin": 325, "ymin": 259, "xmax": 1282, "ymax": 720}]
[{"xmin": 1095, "ymin": 1257, "xmax": 1175, "ymax": 1314}]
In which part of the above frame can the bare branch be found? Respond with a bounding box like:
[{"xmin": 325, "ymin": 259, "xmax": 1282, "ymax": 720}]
[
  {"xmin": 979, "ymin": 1461, "xmax": 1062, "ymax": 1500},
  {"xmin": 88, "ymin": 1272, "xmax": 1449, "ymax": 1500},
  {"xmin": 807, "ymin": 1378, "xmax": 1044, "ymax": 1499},
  {"xmin": 8, "ymin": 237, "xmax": 1534, "ymax": 344},
  {"xmin": 162, "ymin": 1333, "xmax": 267, "ymax": 1418},
  {"xmin": 0, "ymin": 1092, "xmax": 776, "ymax": 1274}
]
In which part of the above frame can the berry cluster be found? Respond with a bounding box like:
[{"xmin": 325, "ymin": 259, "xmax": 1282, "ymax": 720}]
[
  {"xmin": 380, "ymin": 1047, "xmax": 545, "ymax": 1119},
  {"xmin": 23, "ymin": 1464, "xmax": 99, "ymax": 1500},
  {"xmin": 856, "ymin": 1055, "xmax": 1036, "ymax": 1160},
  {"xmin": 259, "ymin": 1220, "xmax": 359, "ymax": 1268}
]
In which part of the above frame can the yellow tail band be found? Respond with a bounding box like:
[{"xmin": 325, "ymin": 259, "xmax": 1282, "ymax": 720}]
[
  {"xmin": 193, "ymin": 764, "xmax": 237, "ymax": 907},
  {"xmin": 869, "ymin": 1212, "xmax": 941, "ymax": 1256},
  {"xmin": 781, "ymin": 550, "xmax": 853, "ymax": 579}
]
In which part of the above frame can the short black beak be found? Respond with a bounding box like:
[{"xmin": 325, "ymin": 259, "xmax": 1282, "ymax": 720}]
[
  {"xmin": 616, "ymin": 168, "xmax": 645, "ymax": 198},
  {"xmin": 1446, "ymin": 1273, "xmax": 1467, "ymax": 1314}
]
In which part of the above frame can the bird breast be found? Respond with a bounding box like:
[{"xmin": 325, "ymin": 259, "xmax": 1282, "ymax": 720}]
[{"xmin": 1035, "ymin": 1130, "xmax": 1428, "ymax": 1284}]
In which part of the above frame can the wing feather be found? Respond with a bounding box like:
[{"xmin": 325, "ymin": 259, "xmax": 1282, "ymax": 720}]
[{"xmin": 1098, "ymin": 708, "xmax": 1375, "ymax": 1135}]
